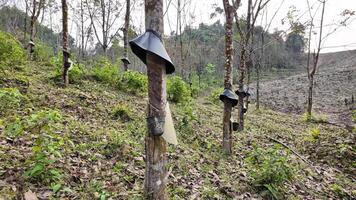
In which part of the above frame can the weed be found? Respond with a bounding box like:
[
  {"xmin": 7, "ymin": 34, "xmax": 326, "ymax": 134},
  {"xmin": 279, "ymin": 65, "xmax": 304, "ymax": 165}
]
[
  {"xmin": 5, "ymin": 109, "xmax": 66, "ymax": 185},
  {"xmin": 302, "ymin": 112, "xmax": 328, "ymax": 123},
  {"xmin": 111, "ymin": 103, "xmax": 132, "ymax": 121},
  {"xmin": 207, "ymin": 87, "xmax": 224, "ymax": 105},
  {"xmin": 304, "ymin": 127, "xmax": 321, "ymax": 142},
  {"xmin": 118, "ymin": 70, "xmax": 147, "ymax": 95},
  {"xmin": 91, "ymin": 59, "xmax": 119, "ymax": 85},
  {"xmin": 330, "ymin": 184, "xmax": 350, "ymax": 199},
  {"xmin": 33, "ymin": 42, "xmax": 54, "ymax": 62},
  {"xmin": 167, "ymin": 76, "xmax": 191, "ymax": 103},
  {"xmin": 246, "ymin": 144, "xmax": 294, "ymax": 199},
  {"xmin": 0, "ymin": 31, "xmax": 25, "ymax": 71},
  {"xmin": 0, "ymin": 88, "xmax": 26, "ymax": 116}
]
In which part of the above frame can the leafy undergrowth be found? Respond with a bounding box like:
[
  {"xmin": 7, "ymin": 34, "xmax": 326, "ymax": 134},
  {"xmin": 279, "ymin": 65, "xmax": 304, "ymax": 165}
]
[{"xmin": 0, "ymin": 61, "xmax": 355, "ymax": 199}]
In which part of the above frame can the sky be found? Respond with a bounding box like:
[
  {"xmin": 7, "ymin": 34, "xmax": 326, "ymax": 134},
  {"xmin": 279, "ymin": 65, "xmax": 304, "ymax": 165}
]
[
  {"xmin": 161, "ymin": 0, "xmax": 356, "ymax": 53},
  {"xmin": 6, "ymin": 0, "xmax": 356, "ymax": 53}
]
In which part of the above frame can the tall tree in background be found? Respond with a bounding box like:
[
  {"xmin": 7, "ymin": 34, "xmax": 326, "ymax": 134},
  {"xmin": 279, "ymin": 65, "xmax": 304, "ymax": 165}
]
[
  {"xmin": 122, "ymin": 0, "xmax": 130, "ymax": 71},
  {"xmin": 27, "ymin": 0, "xmax": 44, "ymax": 57},
  {"xmin": 24, "ymin": 0, "xmax": 29, "ymax": 42},
  {"xmin": 233, "ymin": 0, "xmax": 268, "ymax": 130},
  {"xmin": 221, "ymin": 0, "xmax": 239, "ymax": 154},
  {"xmin": 144, "ymin": 0, "xmax": 168, "ymax": 198},
  {"xmin": 85, "ymin": 0, "xmax": 123, "ymax": 54},
  {"xmin": 305, "ymin": 0, "xmax": 325, "ymax": 119},
  {"xmin": 61, "ymin": 0, "xmax": 70, "ymax": 86}
]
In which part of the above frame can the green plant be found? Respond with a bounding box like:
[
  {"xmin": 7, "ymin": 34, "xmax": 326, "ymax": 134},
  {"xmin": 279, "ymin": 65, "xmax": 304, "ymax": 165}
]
[
  {"xmin": 207, "ymin": 88, "xmax": 224, "ymax": 105},
  {"xmin": 0, "ymin": 88, "xmax": 26, "ymax": 116},
  {"xmin": 33, "ymin": 42, "xmax": 54, "ymax": 62},
  {"xmin": 176, "ymin": 101, "xmax": 198, "ymax": 138},
  {"xmin": 246, "ymin": 144, "xmax": 294, "ymax": 199},
  {"xmin": 302, "ymin": 112, "xmax": 328, "ymax": 123},
  {"xmin": 330, "ymin": 184, "xmax": 350, "ymax": 199},
  {"xmin": 118, "ymin": 70, "xmax": 148, "ymax": 95},
  {"xmin": 91, "ymin": 58, "xmax": 119, "ymax": 85},
  {"xmin": 111, "ymin": 103, "xmax": 132, "ymax": 121},
  {"xmin": 5, "ymin": 109, "xmax": 66, "ymax": 184},
  {"xmin": 0, "ymin": 31, "xmax": 25, "ymax": 71},
  {"xmin": 304, "ymin": 127, "xmax": 321, "ymax": 142},
  {"xmin": 51, "ymin": 54, "xmax": 86, "ymax": 84},
  {"xmin": 167, "ymin": 76, "xmax": 190, "ymax": 103}
]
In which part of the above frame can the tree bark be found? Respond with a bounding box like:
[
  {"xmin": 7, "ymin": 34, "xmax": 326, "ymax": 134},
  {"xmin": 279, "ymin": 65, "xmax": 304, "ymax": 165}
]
[
  {"xmin": 144, "ymin": 0, "xmax": 168, "ymax": 199},
  {"xmin": 28, "ymin": 0, "xmax": 43, "ymax": 58},
  {"xmin": 24, "ymin": 0, "xmax": 28, "ymax": 43},
  {"xmin": 62, "ymin": 0, "xmax": 70, "ymax": 86},
  {"xmin": 222, "ymin": 0, "xmax": 234, "ymax": 154},
  {"xmin": 123, "ymin": 0, "xmax": 130, "ymax": 71}
]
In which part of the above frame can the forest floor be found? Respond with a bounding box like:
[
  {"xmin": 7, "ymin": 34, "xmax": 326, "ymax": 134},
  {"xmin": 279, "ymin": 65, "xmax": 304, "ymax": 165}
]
[{"xmin": 0, "ymin": 61, "xmax": 355, "ymax": 199}]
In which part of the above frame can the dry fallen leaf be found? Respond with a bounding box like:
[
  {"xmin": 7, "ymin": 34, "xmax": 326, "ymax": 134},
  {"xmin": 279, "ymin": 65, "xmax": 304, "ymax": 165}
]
[{"xmin": 24, "ymin": 190, "xmax": 38, "ymax": 200}]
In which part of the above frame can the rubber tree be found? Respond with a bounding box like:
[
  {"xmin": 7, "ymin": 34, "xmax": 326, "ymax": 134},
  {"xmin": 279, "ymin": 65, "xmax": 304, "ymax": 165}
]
[
  {"xmin": 61, "ymin": 0, "xmax": 70, "ymax": 86},
  {"xmin": 27, "ymin": 0, "xmax": 44, "ymax": 58},
  {"xmin": 122, "ymin": 0, "xmax": 130, "ymax": 71},
  {"xmin": 221, "ymin": 0, "xmax": 238, "ymax": 154},
  {"xmin": 144, "ymin": 0, "xmax": 168, "ymax": 198},
  {"xmin": 233, "ymin": 0, "xmax": 268, "ymax": 130}
]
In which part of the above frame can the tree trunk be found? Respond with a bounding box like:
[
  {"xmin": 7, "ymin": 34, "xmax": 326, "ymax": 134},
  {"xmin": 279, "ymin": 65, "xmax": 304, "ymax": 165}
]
[
  {"xmin": 62, "ymin": 0, "xmax": 70, "ymax": 86},
  {"xmin": 28, "ymin": 0, "xmax": 37, "ymax": 57},
  {"xmin": 80, "ymin": 0, "xmax": 85, "ymax": 60},
  {"xmin": 256, "ymin": 32, "xmax": 264, "ymax": 110},
  {"xmin": 307, "ymin": 76, "xmax": 313, "ymax": 117},
  {"xmin": 123, "ymin": 0, "xmax": 130, "ymax": 71},
  {"xmin": 237, "ymin": 48, "xmax": 246, "ymax": 131},
  {"xmin": 144, "ymin": 0, "xmax": 168, "ymax": 199},
  {"xmin": 222, "ymin": 0, "xmax": 234, "ymax": 154},
  {"xmin": 24, "ymin": 1, "xmax": 28, "ymax": 43},
  {"xmin": 306, "ymin": 0, "xmax": 325, "ymax": 119}
]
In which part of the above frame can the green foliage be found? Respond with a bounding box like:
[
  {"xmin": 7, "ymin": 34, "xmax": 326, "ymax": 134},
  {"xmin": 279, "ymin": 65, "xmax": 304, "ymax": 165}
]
[
  {"xmin": 0, "ymin": 31, "xmax": 25, "ymax": 71},
  {"xmin": 188, "ymin": 73, "xmax": 201, "ymax": 97},
  {"xmin": 204, "ymin": 63, "xmax": 215, "ymax": 74},
  {"xmin": 302, "ymin": 113, "xmax": 328, "ymax": 123},
  {"xmin": 0, "ymin": 88, "xmax": 26, "ymax": 116},
  {"xmin": 176, "ymin": 101, "xmax": 198, "ymax": 137},
  {"xmin": 51, "ymin": 54, "xmax": 86, "ymax": 84},
  {"xmin": 167, "ymin": 76, "xmax": 190, "ymax": 103},
  {"xmin": 207, "ymin": 88, "xmax": 224, "ymax": 105},
  {"xmin": 310, "ymin": 127, "xmax": 321, "ymax": 140},
  {"xmin": 2, "ymin": 109, "xmax": 65, "ymax": 185},
  {"xmin": 111, "ymin": 103, "xmax": 132, "ymax": 121},
  {"xmin": 33, "ymin": 42, "xmax": 54, "ymax": 62},
  {"xmin": 118, "ymin": 70, "xmax": 148, "ymax": 95},
  {"xmin": 22, "ymin": 110, "xmax": 64, "ymax": 185},
  {"xmin": 330, "ymin": 184, "xmax": 350, "ymax": 199},
  {"xmin": 91, "ymin": 57, "xmax": 119, "ymax": 85},
  {"xmin": 246, "ymin": 144, "xmax": 294, "ymax": 199}
]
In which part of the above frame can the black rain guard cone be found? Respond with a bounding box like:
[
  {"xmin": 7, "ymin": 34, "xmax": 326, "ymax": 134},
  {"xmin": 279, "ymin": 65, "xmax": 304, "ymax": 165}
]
[
  {"xmin": 121, "ymin": 57, "xmax": 131, "ymax": 64},
  {"xmin": 235, "ymin": 90, "xmax": 251, "ymax": 98},
  {"xmin": 129, "ymin": 29, "xmax": 175, "ymax": 74},
  {"xmin": 219, "ymin": 89, "xmax": 238, "ymax": 107}
]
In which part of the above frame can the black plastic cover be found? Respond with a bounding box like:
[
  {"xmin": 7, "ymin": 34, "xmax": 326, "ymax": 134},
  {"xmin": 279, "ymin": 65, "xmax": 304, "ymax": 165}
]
[
  {"xmin": 235, "ymin": 90, "xmax": 251, "ymax": 98},
  {"xmin": 129, "ymin": 29, "xmax": 175, "ymax": 74},
  {"xmin": 121, "ymin": 57, "xmax": 131, "ymax": 64},
  {"xmin": 219, "ymin": 89, "xmax": 238, "ymax": 107}
]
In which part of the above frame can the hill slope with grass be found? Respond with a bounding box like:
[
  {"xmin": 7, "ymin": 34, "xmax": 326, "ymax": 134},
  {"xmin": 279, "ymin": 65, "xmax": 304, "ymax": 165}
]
[
  {"xmin": 0, "ymin": 33, "xmax": 355, "ymax": 199},
  {"xmin": 251, "ymin": 49, "xmax": 356, "ymax": 129}
]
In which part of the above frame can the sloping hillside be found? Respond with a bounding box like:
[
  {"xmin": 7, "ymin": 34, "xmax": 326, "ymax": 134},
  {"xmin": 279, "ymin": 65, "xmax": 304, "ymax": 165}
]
[
  {"xmin": 0, "ymin": 58, "xmax": 355, "ymax": 199},
  {"xmin": 251, "ymin": 50, "xmax": 356, "ymax": 129}
]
